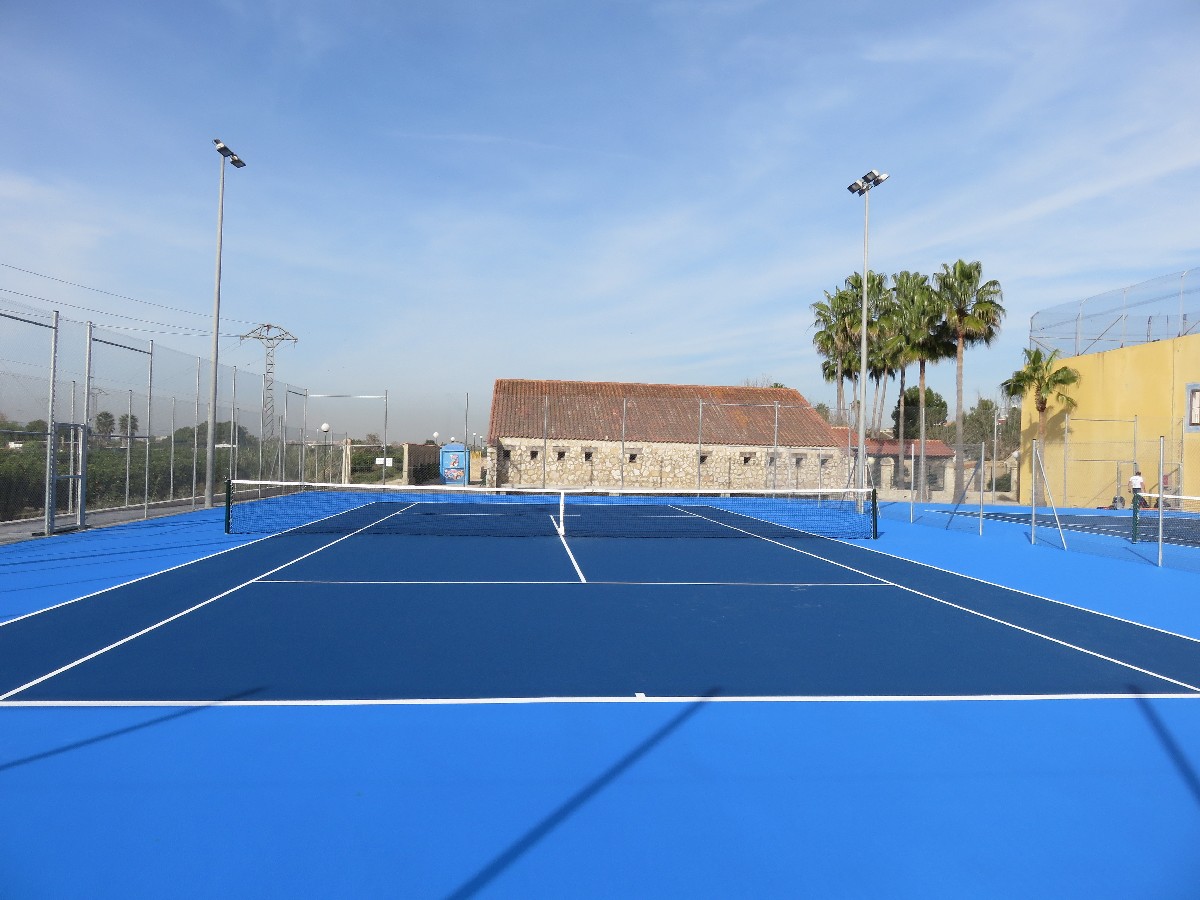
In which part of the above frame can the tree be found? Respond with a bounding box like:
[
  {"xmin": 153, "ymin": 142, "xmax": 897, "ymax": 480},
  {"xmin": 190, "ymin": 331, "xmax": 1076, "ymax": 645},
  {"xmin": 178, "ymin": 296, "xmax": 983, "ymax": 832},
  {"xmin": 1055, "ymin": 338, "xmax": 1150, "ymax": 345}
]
[
  {"xmin": 886, "ymin": 271, "xmax": 954, "ymax": 494},
  {"xmin": 891, "ymin": 387, "xmax": 949, "ymax": 440},
  {"xmin": 813, "ymin": 402, "xmax": 831, "ymax": 422},
  {"xmin": 1001, "ymin": 348, "xmax": 1081, "ymax": 443},
  {"xmin": 934, "ymin": 259, "xmax": 1005, "ymax": 495},
  {"xmin": 811, "ymin": 286, "xmax": 860, "ymax": 424},
  {"xmin": 95, "ymin": 411, "xmax": 116, "ymax": 441},
  {"xmin": 844, "ymin": 270, "xmax": 892, "ymax": 437},
  {"xmin": 740, "ymin": 375, "xmax": 786, "ymax": 388},
  {"xmin": 118, "ymin": 413, "xmax": 139, "ymax": 437}
]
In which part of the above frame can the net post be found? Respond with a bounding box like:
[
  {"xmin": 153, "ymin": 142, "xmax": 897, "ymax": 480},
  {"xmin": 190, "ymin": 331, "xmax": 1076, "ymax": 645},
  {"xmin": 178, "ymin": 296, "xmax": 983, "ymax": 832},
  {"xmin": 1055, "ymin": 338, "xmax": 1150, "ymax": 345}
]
[
  {"xmin": 558, "ymin": 491, "xmax": 566, "ymax": 536},
  {"xmin": 224, "ymin": 478, "xmax": 233, "ymax": 534},
  {"xmin": 1131, "ymin": 494, "xmax": 1139, "ymax": 543},
  {"xmin": 871, "ymin": 488, "xmax": 878, "ymax": 539}
]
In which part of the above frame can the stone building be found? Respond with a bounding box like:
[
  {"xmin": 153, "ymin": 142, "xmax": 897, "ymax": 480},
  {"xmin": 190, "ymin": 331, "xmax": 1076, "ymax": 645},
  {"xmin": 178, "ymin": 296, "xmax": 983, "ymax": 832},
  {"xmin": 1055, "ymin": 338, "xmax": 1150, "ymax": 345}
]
[{"xmin": 485, "ymin": 379, "xmax": 849, "ymax": 491}]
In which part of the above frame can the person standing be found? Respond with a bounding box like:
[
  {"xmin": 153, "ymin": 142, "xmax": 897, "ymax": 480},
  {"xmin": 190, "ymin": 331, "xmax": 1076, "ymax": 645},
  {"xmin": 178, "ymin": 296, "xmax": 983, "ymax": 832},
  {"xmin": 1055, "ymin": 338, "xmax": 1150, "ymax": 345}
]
[{"xmin": 1129, "ymin": 470, "xmax": 1147, "ymax": 510}]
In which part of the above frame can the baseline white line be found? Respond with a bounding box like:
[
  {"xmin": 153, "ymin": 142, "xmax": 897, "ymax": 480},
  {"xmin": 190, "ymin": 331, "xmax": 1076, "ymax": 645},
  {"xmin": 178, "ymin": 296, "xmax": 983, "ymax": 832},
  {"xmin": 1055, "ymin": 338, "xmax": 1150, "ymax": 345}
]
[
  {"xmin": 0, "ymin": 505, "xmax": 418, "ymax": 702},
  {"xmin": 257, "ymin": 579, "xmax": 886, "ymax": 587},
  {"xmin": 3, "ymin": 692, "xmax": 1200, "ymax": 708},
  {"xmin": 668, "ymin": 506, "xmax": 1200, "ymax": 692}
]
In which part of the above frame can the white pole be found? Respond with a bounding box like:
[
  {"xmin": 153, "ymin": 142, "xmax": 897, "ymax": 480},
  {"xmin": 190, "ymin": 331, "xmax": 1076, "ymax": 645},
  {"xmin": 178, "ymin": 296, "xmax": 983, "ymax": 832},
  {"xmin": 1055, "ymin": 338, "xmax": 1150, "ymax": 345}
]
[
  {"xmin": 44, "ymin": 310, "xmax": 59, "ymax": 536},
  {"xmin": 1031, "ymin": 439, "xmax": 1038, "ymax": 545},
  {"xmin": 979, "ymin": 441, "xmax": 985, "ymax": 535},
  {"xmin": 858, "ymin": 188, "xmax": 869, "ymax": 491},
  {"xmin": 1158, "ymin": 435, "xmax": 1165, "ymax": 567},
  {"xmin": 205, "ymin": 154, "xmax": 227, "ymax": 508}
]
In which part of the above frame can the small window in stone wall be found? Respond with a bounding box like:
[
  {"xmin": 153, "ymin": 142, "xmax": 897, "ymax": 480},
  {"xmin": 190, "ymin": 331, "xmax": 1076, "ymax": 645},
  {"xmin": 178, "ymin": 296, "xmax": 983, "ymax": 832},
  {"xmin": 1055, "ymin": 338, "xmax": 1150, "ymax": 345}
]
[
  {"xmin": 629, "ymin": 453, "xmax": 638, "ymax": 463},
  {"xmin": 502, "ymin": 449, "xmax": 512, "ymax": 460},
  {"xmin": 530, "ymin": 449, "xmax": 539, "ymax": 460},
  {"xmin": 742, "ymin": 454, "xmax": 753, "ymax": 465},
  {"xmin": 556, "ymin": 450, "xmax": 566, "ymax": 461},
  {"xmin": 794, "ymin": 455, "xmax": 804, "ymax": 468},
  {"xmin": 699, "ymin": 454, "xmax": 708, "ymax": 464},
  {"xmin": 584, "ymin": 450, "xmax": 593, "ymax": 462}
]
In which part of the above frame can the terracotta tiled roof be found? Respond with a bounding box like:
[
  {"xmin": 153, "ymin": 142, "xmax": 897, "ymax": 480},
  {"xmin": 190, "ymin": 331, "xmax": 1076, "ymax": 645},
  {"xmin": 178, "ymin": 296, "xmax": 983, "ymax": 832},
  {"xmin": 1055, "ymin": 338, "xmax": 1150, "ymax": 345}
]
[
  {"xmin": 829, "ymin": 427, "xmax": 956, "ymax": 458},
  {"xmin": 488, "ymin": 379, "xmax": 841, "ymax": 448}
]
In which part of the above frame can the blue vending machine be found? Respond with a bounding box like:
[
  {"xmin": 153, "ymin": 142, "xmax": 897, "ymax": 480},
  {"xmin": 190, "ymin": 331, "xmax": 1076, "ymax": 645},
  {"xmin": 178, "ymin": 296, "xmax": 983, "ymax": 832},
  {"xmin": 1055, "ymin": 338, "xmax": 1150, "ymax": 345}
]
[{"xmin": 439, "ymin": 442, "xmax": 469, "ymax": 486}]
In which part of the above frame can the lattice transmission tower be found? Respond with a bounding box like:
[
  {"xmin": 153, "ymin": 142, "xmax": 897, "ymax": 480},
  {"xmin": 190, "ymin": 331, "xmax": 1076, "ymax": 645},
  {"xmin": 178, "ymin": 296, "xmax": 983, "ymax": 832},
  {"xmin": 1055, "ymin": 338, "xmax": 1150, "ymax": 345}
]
[{"xmin": 240, "ymin": 323, "xmax": 297, "ymax": 478}]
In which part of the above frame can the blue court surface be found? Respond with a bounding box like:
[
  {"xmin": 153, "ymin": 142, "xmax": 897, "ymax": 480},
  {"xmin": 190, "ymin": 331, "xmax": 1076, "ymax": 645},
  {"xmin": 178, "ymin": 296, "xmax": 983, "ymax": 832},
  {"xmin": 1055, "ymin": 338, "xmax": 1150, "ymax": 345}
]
[{"xmin": 3, "ymin": 500, "xmax": 1200, "ymax": 897}]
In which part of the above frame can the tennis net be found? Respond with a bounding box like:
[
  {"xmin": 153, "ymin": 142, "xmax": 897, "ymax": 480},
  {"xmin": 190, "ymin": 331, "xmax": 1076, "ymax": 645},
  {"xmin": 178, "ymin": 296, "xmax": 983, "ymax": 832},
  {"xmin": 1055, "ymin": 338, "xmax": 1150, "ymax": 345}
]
[
  {"xmin": 225, "ymin": 480, "xmax": 878, "ymax": 539},
  {"xmin": 1133, "ymin": 493, "xmax": 1200, "ymax": 548}
]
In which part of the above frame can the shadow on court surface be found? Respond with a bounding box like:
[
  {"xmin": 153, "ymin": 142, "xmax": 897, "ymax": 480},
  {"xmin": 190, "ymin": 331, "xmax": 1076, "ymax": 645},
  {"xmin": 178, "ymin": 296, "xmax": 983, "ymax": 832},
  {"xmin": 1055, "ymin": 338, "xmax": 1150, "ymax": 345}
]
[
  {"xmin": 1132, "ymin": 688, "xmax": 1200, "ymax": 808},
  {"xmin": 0, "ymin": 687, "xmax": 264, "ymax": 774},
  {"xmin": 445, "ymin": 688, "xmax": 720, "ymax": 899}
]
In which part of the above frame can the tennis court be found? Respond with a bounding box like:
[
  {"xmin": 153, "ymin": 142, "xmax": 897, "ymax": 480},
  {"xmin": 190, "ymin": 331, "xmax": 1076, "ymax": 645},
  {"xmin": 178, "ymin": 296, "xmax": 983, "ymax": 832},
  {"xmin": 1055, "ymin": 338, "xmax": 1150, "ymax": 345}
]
[{"xmin": 3, "ymin": 487, "xmax": 1200, "ymax": 896}]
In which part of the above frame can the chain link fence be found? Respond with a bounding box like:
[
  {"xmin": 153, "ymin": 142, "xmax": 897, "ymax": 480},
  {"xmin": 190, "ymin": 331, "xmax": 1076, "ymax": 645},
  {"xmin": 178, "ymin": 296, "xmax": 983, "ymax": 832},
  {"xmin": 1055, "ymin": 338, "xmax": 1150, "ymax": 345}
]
[
  {"xmin": 0, "ymin": 296, "xmax": 314, "ymax": 538},
  {"xmin": 1029, "ymin": 268, "xmax": 1200, "ymax": 357}
]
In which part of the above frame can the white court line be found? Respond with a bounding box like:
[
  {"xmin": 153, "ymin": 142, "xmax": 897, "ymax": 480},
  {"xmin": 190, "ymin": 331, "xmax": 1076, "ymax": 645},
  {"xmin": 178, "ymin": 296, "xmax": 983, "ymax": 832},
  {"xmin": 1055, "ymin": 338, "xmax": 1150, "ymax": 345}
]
[
  {"xmin": 558, "ymin": 528, "xmax": 587, "ymax": 583},
  {"xmin": 3, "ymin": 691, "xmax": 1200, "ymax": 708},
  {"xmin": 257, "ymin": 579, "xmax": 887, "ymax": 587},
  {"xmin": 668, "ymin": 505, "xmax": 1200, "ymax": 693},
  {"xmin": 0, "ymin": 526, "xmax": 305, "ymax": 631},
  {"xmin": 0, "ymin": 504, "xmax": 418, "ymax": 702}
]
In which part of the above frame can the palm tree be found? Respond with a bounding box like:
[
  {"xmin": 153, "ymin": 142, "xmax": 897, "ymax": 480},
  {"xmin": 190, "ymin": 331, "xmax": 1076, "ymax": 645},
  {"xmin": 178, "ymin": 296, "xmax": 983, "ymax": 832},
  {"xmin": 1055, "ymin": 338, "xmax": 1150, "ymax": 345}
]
[
  {"xmin": 843, "ymin": 270, "xmax": 890, "ymax": 438},
  {"xmin": 887, "ymin": 271, "xmax": 953, "ymax": 495},
  {"xmin": 1001, "ymin": 348, "xmax": 1080, "ymax": 443},
  {"xmin": 94, "ymin": 411, "xmax": 116, "ymax": 443},
  {"xmin": 811, "ymin": 286, "xmax": 860, "ymax": 425},
  {"xmin": 934, "ymin": 259, "xmax": 1005, "ymax": 495}
]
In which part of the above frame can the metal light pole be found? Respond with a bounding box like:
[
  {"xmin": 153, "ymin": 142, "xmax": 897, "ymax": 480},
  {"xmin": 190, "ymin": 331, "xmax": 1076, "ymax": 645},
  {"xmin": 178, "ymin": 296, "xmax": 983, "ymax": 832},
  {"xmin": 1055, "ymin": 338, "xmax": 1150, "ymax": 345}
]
[
  {"xmin": 205, "ymin": 138, "xmax": 247, "ymax": 507},
  {"xmin": 320, "ymin": 423, "xmax": 331, "ymax": 482},
  {"xmin": 992, "ymin": 405, "xmax": 1007, "ymax": 503},
  {"xmin": 847, "ymin": 169, "xmax": 889, "ymax": 490}
]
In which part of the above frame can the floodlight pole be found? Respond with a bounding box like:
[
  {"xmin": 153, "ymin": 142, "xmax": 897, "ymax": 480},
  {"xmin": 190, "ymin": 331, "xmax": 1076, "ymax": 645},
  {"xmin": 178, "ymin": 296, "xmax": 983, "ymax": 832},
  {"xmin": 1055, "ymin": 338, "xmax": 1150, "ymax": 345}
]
[
  {"xmin": 205, "ymin": 138, "xmax": 246, "ymax": 507},
  {"xmin": 847, "ymin": 169, "xmax": 889, "ymax": 491}
]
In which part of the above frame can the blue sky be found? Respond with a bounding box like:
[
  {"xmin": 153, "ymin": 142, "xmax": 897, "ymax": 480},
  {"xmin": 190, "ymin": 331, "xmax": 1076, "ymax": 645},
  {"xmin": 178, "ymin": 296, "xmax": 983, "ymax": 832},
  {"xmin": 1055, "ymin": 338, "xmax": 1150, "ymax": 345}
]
[{"xmin": 2, "ymin": 0, "xmax": 1198, "ymax": 442}]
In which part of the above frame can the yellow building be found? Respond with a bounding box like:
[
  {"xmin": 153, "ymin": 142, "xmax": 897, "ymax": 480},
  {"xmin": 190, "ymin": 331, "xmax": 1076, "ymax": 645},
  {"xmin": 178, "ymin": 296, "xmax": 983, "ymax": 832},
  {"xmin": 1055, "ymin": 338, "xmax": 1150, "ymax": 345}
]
[{"xmin": 1015, "ymin": 331, "xmax": 1200, "ymax": 507}]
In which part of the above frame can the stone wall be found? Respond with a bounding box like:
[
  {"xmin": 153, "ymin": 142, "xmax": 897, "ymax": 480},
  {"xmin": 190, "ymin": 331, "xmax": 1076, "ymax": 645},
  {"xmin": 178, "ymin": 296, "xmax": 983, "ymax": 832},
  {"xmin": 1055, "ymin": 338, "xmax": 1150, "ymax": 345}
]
[{"xmin": 487, "ymin": 437, "xmax": 851, "ymax": 491}]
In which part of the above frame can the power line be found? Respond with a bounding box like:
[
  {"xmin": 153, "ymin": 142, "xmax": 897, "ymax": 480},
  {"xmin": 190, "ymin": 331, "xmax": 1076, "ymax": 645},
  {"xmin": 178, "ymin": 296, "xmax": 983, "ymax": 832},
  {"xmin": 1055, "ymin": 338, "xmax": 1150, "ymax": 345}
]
[{"xmin": 0, "ymin": 262, "xmax": 260, "ymax": 325}]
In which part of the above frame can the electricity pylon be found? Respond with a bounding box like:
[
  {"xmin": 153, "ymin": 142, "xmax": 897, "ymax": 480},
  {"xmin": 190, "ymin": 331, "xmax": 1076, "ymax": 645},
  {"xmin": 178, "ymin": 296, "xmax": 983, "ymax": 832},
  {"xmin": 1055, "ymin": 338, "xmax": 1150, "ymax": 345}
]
[{"xmin": 240, "ymin": 323, "xmax": 297, "ymax": 478}]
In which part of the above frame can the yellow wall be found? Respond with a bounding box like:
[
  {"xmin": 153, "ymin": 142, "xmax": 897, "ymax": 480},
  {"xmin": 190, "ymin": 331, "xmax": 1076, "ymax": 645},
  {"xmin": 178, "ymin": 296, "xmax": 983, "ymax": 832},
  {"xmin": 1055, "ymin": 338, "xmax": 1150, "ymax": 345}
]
[{"xmin": 1016, "ymin": 332, "xmax": 1200, "ymax": 506}]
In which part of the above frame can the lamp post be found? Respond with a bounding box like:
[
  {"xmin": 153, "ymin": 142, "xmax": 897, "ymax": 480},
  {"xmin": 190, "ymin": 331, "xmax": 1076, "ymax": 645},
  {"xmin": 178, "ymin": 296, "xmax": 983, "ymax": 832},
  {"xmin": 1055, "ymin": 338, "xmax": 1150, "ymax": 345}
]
[
  {"xmin": 320, "ymin": 423, "xmax": 331, "ymax": 482},
  {"xmin": 847, "ymin": 169, "xmax": 889, "ymax": 491},
  {"xmin": 204, "ymin": 138, "xmax": 247, "ymax": 508}
]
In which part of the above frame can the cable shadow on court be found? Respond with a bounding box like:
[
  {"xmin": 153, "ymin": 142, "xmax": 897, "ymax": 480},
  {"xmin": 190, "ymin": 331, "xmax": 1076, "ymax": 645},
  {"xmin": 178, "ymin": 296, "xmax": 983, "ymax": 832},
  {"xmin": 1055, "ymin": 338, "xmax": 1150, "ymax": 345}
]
[
  {"xmin": 444, "ymin": 688, "xmax": 721, "ymax": 900},
  {"xmin": 1130, "ymin": 687, "xmax": 1200, "ymax": 808},
  {"xmin": 0, "ymin": 687, "xmax": 265, "ymax": 775}
]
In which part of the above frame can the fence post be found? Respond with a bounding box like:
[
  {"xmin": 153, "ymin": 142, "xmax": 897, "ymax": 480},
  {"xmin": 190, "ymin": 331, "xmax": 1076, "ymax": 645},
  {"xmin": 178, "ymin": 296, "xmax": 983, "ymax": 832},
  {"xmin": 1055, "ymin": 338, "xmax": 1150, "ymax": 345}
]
[{"xmin": 44, "ymin": 311, "xmax": 60, "ymax": 536}]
